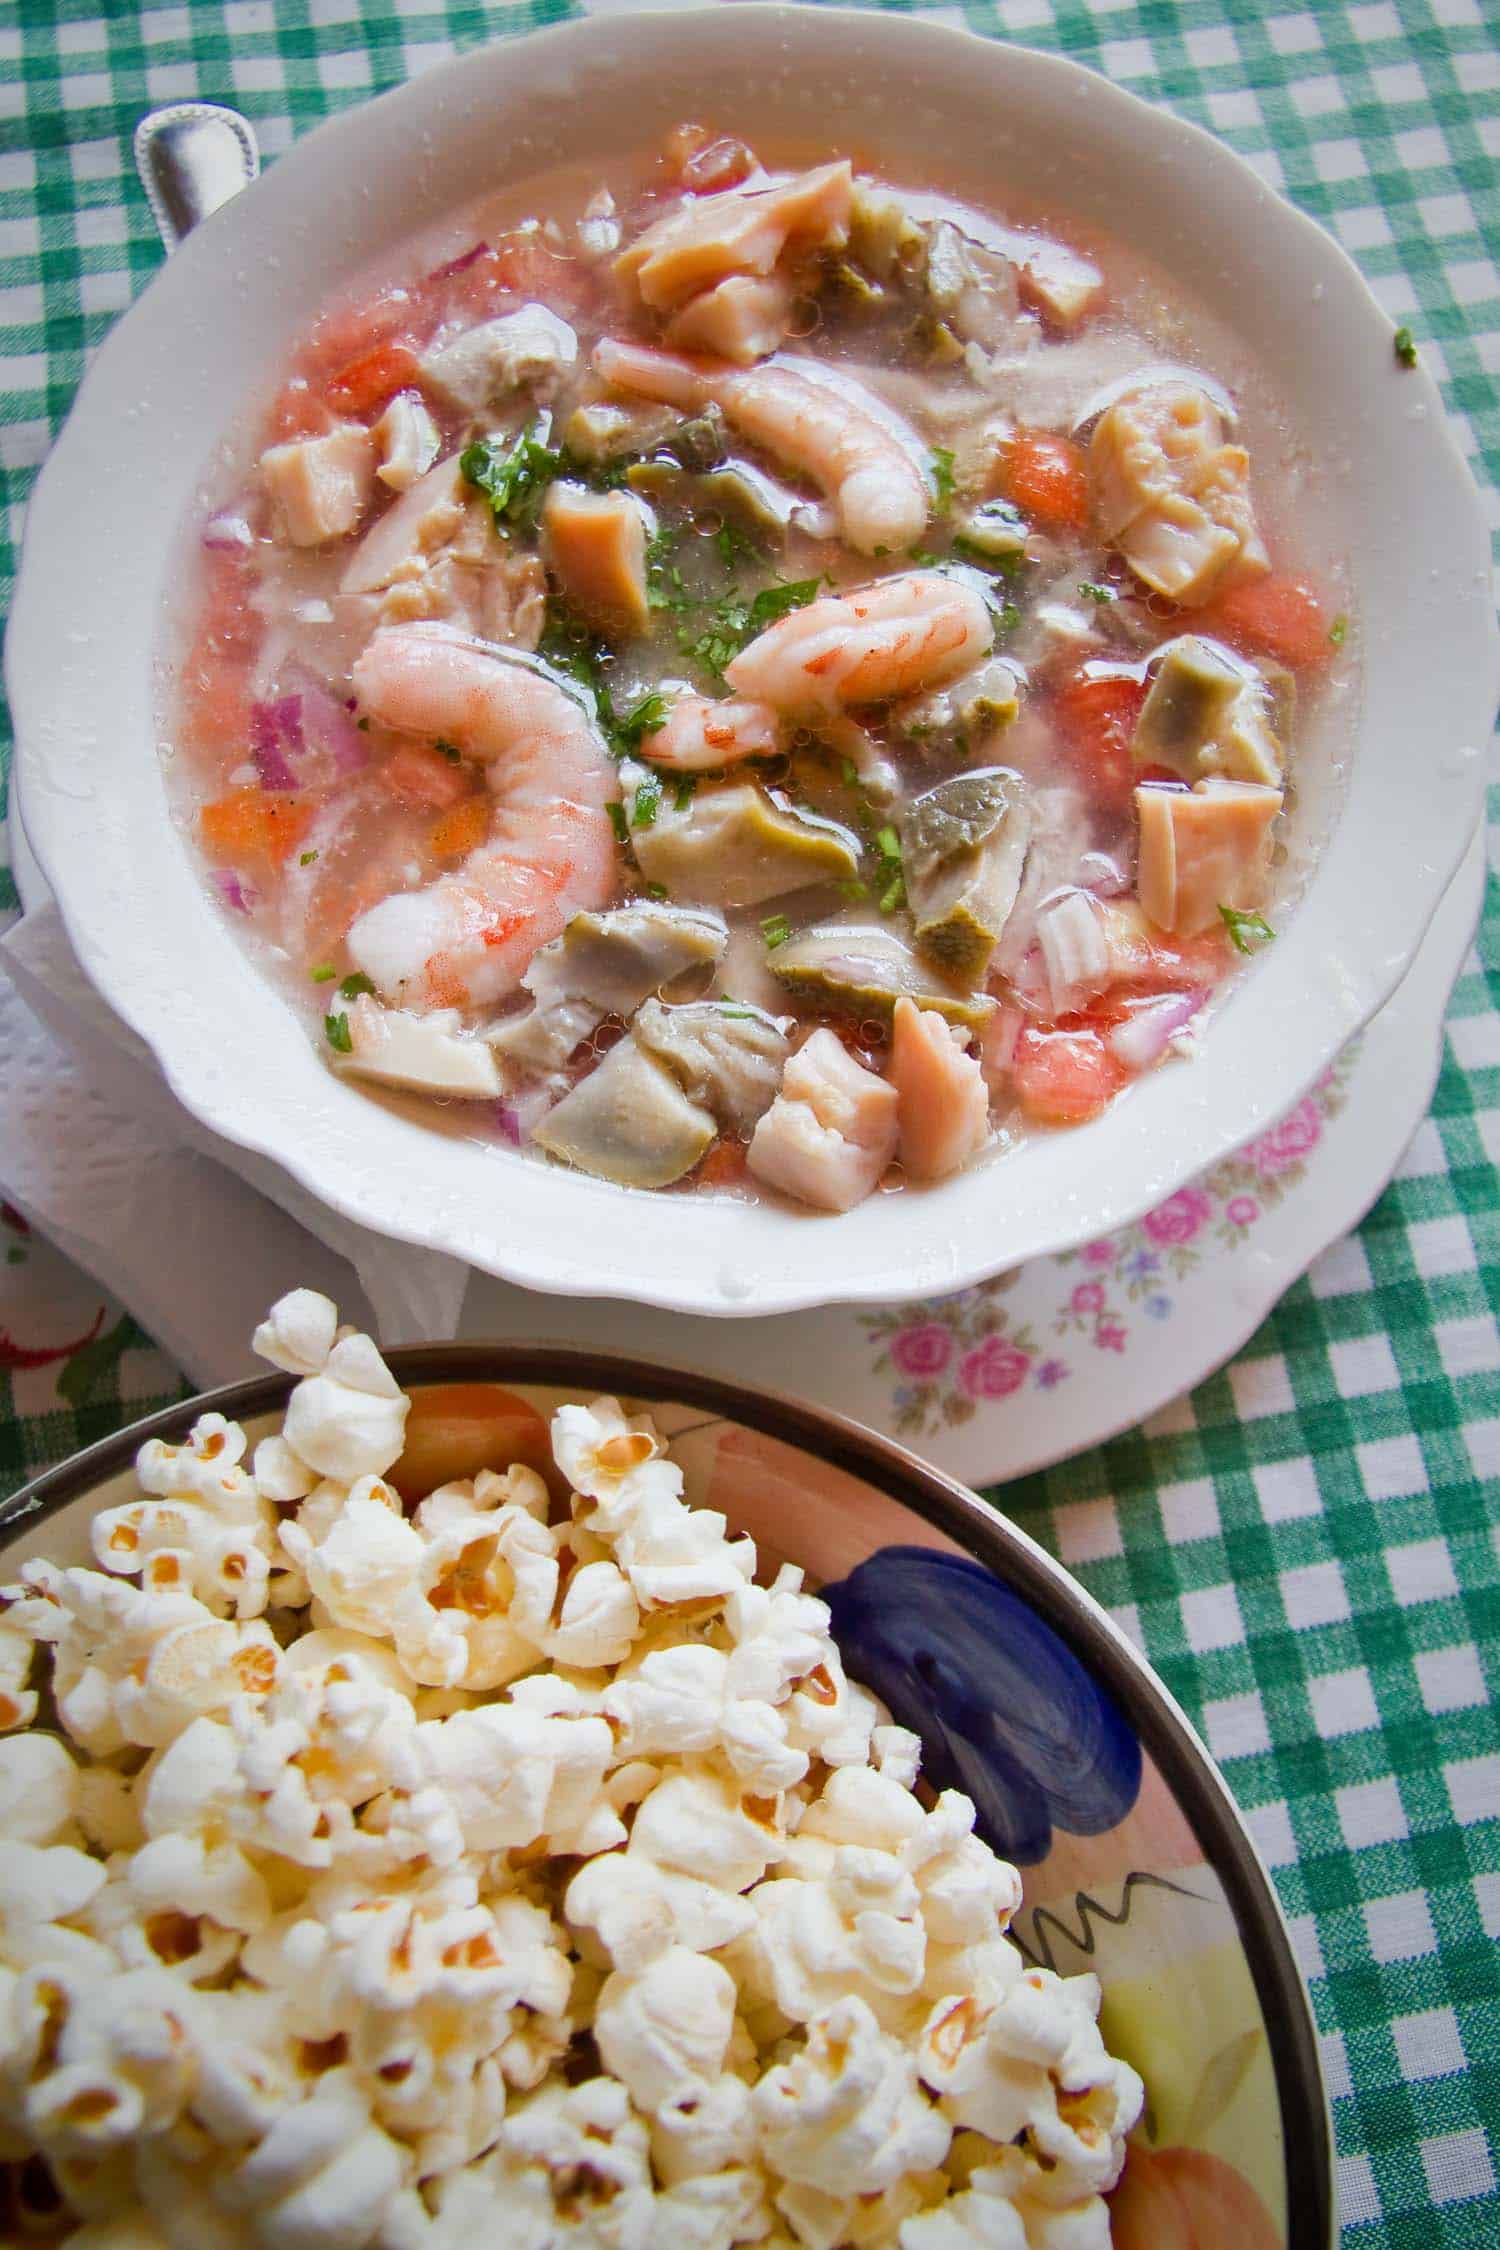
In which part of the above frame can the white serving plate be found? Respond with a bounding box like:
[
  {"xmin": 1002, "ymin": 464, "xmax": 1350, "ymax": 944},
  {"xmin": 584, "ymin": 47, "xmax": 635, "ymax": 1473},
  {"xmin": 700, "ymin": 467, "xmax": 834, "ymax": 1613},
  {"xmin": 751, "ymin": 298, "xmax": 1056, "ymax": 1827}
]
[{"xmin": 7, "ymin": 7, "xmax": 1495, "ymax": 1318}]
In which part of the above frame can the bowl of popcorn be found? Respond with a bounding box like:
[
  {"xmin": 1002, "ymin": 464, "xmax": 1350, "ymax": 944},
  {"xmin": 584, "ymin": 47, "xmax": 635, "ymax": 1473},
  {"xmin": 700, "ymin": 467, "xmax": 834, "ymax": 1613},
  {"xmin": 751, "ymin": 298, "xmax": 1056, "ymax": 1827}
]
[{"xmin": 0, "ymin": 1294, "xmax": 1329, "ymax": 2248}]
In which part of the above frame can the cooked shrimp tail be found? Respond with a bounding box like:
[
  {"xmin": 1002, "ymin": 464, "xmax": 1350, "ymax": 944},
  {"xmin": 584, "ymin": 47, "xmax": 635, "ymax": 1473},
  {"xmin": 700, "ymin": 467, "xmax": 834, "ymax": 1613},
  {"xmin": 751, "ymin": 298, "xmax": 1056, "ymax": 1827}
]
[{"xmin": 346, "ymin": 623, "xmax": 618, "ymax": 1010}]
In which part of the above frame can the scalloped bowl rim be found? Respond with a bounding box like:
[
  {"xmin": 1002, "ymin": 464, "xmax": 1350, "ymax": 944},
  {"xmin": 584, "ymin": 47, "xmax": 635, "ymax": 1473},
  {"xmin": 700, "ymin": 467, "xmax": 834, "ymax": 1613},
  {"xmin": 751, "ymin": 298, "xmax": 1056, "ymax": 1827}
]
[
  {"xmin": 6, "ymin": 6, "xmax": 1494, "ymax": 1316},
  {"xmin": 0, "ymin": 1344, "xmax": 1335, "ymax": 2246}
]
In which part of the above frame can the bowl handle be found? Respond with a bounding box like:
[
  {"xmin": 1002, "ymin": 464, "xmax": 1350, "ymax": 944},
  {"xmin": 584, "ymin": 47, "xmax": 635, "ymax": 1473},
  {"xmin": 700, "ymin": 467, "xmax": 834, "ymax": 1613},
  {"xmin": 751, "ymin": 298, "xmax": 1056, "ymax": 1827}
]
[{"xmin": 133, "ymin": 104, "xmax": 260, "ymax": 253}]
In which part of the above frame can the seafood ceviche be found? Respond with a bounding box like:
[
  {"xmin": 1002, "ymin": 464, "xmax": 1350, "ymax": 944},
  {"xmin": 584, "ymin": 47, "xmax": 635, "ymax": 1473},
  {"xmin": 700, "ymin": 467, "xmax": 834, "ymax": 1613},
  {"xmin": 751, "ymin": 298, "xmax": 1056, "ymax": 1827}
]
[
  {"xmin": 0, "ymin": 1291, "xmax": 1143, "ymax": 2246},
  {"xmin": 171, "ymin": 129, "xmax": 1345, "ymax": 1213}
]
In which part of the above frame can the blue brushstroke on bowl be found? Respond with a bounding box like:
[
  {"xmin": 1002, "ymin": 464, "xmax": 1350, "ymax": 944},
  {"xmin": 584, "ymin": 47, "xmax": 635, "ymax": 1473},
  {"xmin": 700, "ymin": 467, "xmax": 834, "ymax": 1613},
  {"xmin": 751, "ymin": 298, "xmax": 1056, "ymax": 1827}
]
[{"xmin": 822, "ymin": 1547, "xmax": 1143, "ymax": 1865}]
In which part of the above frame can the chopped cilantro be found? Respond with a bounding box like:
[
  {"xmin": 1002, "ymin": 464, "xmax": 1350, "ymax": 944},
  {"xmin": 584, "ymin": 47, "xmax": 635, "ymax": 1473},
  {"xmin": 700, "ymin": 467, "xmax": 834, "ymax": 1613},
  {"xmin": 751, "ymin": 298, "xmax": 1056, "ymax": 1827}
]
[
  {"xmin": 460, "ymin": 419, "xmax": 564, "ymax": 530},
  {"xmin": 299, "ymin": 850, "xmax": 319, "ymax": 866},
  {"xmin": 930, "ymin": 446, "xmax": 956, "ymax": 510},
  {"xmin": 879, "ymin": 870, "xmax": 907, "ymax": 915},
  {"xmin": 646, "ymin": 526, "xmax": 691, "ymax": 616},
  {"xmin": 608, "ymin": 801, "xmax": 630, "ymax": 846},
  {"xmin": 718, "ymin": 1002, "xmax": 758, "ymax": 1020},
  {"xmin": 1393, "ymin": 325, "xmax": 1418, "ymax": 369},
  {"xmin": 632, "ymin": 772, "xmax": 662, "ymax": 829},
  {"xmin": 874, "ymin": 825, "xmax": 902, "ymax": 864},
  {"xmin": 1219, "ymin": 905, "xmax": 1275, "ymax": 955},
  {"xmin": 645, "ymin": 881, "xmax": 670, "ymax": 901},
  {"xmin": 714, "ymin": 516, "xmax": 762, "ymax": 573},
  {"xmin": 745, "ymin": 578, "xmax": 822, "ymax": 634},
  {"xmin": 324, "ymin": 1011, "xmax": 353, "ymax": 1054},
  {"xmin": 839, "ymin": 757, "xmax": 860, "ymax": 788},
  {"xmin": 1329, "ymin": 613, "xmax": 1349, "ymax": 647},
  {"xmin": 761, "ymin": 914, "xmax": 792, "ymax": 950},
  {"xmin": 905, "ymin": 547, "xmax": 941, "ymax": 567},
  {"xmin": 998, "ymin": 600, "xmax": 1022, "ymax": 635},
  {"xmin": 837, "ymin": 878, "xmax": 869, "ymax": 902},
  {"xmin": 310, "ymin": 963, "xmax": 337, "ymax": 983},
  {"xmin": 673, "ymin": 775, "xmax": 697, "ymax": 812},
  {"xmin": 339, "ymin": 971, "xmax": 376, "ymax": 1000},
  {"xmin": 611, "ymin": 691, "xmax": 671, "ymax": 756},
  {"xmin": 682, "ymin": 577, "xmax": 821, "ymax": 687},
  {"xmin": 1077, "ymin": 581, "xmax": 1115, "ymax": 605},
  {"xmin": 433, "ymin": 739, "xmax": 462, "ymax": 763}
]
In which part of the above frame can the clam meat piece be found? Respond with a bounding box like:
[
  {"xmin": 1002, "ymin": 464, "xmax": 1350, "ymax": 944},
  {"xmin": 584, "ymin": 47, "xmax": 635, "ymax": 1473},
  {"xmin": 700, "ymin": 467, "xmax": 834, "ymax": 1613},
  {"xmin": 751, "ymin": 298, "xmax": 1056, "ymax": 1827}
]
[
  {"xmin": 634, "ymin": 997, "xmax": 791, "ymax": 1132},
  {"xmin": 533, "ymin": 1034, "xmax": 716, "ymax": 1188},
  {"xmin": 769, "ymin": 922, "xmax": 996, "ymax": 1029},
  {"xmin": 899, "ymin": 768, "xmax": 1032, "ymax": 984},
  {"xmin": 490, "ymin": 902, "xmax": 728, "ymax": 1072},
  {"xmin": 1133, "ymin": 634, "xmax": 1283, "ymax": 787},
  {"xmin": 632, "ymin": 783, "xmax": 862, "ymax": 909},
  {"xmin": 895, "ymin": 656, "xmax": 1022, "ymax": 756}
]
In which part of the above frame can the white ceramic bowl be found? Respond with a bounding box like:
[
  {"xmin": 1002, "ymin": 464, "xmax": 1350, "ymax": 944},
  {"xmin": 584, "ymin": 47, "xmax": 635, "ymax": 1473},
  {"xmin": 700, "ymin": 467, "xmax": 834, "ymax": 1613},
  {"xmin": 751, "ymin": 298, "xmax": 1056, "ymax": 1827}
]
[{"xmin": 8, "ymin": 7, "xmax": 1494, "ymax": 1317}]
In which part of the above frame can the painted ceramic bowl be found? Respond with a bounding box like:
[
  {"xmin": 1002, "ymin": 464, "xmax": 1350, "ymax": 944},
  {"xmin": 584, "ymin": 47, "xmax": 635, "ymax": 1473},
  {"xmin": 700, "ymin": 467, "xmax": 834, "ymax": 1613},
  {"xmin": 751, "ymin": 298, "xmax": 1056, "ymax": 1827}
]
[
  {"xmin": 6, "ymin": 6, "xmax": 1495, "ymax": 1320},
  {"xmin": 0, "ymin": 1349, "xmax": 1332, "ymax": 2247}
]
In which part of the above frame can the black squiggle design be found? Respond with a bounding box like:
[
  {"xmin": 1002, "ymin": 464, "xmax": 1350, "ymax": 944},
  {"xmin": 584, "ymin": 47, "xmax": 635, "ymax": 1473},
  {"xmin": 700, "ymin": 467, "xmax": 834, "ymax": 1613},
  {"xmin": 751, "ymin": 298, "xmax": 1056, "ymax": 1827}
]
[{"xmin": 1011, "ymin": 1871, "xmax": 1211, "ymax": 1974}]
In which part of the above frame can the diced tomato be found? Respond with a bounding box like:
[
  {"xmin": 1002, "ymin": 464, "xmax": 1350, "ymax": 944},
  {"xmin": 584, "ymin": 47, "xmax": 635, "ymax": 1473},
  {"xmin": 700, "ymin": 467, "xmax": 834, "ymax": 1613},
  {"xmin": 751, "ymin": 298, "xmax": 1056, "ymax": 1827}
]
[
  {"xmin": 1011, "ymin": 1024, "xmax": 1125, "ymax": 1125},
  {"xmin": 489, "ymin": 231, "xmax": 589, "ymax": 314},
  {"xmin": 378, "ymin": 743, "xmax": 471, "ymax": 810},
  {"xmin": 264, "ymin": 377, "xmax": 332, "ymax": 443},
  {"xmin": 428, "ymin": 794, "xmax": 490, "ymax": 859},
  {"xmin": 1195, "ymin": 573, "xmax": 1334, "ymax": 671},
  {"xmin": 199, "ymin": 790, "xmax": 312, "ymax": 870},
  {"xmin": 178, "ymin": 659, "xmax": 253, "ymax": 767},
  {"xmin": 1052, "ymin": 672, "xmax": 1147, "ymax": 811},
  {"xmin": 693, "ymin": 1138, "xmax": 751, "ymax": 1191},
  {"xmin": 325, "ymin": 342, "xmax": 419, "ymax": 417},
  {"xmin": 301, "ymin": 289, "xmax": 414, "ymax": 383},
  {"xmin": 1003, "ymin": 429, "xmax": 1091, "ymax": 532}
]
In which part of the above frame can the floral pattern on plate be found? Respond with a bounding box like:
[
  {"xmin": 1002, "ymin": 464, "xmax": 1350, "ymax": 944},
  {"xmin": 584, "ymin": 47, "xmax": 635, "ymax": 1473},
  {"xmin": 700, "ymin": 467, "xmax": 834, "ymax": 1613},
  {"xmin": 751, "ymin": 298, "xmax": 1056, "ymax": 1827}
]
[{"xmin": 859, "ymin": 1053, "xmax": 1354, "ymax": 1440}]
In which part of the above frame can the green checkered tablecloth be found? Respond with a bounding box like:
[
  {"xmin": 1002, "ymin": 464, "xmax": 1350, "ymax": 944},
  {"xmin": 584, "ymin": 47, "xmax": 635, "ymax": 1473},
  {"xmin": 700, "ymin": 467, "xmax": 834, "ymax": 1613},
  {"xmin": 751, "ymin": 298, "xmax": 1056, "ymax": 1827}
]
[{"xmin": 1, "ymin": 0, "xmax": 1497, "ymax": 2239}]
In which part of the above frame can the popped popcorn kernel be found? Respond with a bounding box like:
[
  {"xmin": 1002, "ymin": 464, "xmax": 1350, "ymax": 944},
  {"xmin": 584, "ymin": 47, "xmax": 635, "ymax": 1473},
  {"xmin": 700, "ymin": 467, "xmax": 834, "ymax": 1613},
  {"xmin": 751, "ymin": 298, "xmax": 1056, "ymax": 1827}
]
[{"xmin": 0, "ymin": 1293, "xmax": 1142, "ymax": 2246}]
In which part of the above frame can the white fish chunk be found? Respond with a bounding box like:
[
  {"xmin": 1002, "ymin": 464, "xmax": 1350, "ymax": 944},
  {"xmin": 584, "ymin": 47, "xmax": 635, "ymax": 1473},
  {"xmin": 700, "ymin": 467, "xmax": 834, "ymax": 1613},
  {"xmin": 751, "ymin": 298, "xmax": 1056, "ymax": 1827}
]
[{"xmin": 748, "ymin": 1028, "xmax": 898, "ymax": 1213}]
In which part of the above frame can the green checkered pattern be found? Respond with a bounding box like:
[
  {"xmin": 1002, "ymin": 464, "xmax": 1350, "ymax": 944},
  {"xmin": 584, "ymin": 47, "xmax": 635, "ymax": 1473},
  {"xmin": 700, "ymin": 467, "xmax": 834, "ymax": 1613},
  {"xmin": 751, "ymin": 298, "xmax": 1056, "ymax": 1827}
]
[{"xmin": 0, "ymin": 0, "xmax": 1496, "ymax": 2239}]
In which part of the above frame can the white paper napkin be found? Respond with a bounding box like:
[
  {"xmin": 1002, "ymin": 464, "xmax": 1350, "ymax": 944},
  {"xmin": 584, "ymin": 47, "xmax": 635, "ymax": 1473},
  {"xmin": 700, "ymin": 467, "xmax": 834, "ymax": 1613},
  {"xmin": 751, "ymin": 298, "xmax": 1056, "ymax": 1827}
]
[{"xmin": 0, "ymin": 888, "xmax": 473, "ymax": 1383}]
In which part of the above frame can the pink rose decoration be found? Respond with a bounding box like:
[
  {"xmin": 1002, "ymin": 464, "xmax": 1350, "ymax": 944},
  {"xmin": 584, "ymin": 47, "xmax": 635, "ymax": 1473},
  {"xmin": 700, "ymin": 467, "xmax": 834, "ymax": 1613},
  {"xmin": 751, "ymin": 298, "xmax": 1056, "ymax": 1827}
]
[
  {"xmin": 890, "ymin": 1323, "xmax": 952, "ymax": 1379},
  {"xmin": 1071, "ymin": 1281, "xmax": 1107, "ymax": 1315},
  {"xmin": 1096, "ymin": 1319, "xmax": 1128, "ymax": 1353},
  {"xmin": 1227, "ymin": 1195, "xmax": 1260, "ymax": 1227},
  {"xmin": 1083, "ymin": 1239, "xmax": 1117, "ymax": 1268},
  {"xmin": 960, "ymin": 1336, "xmax": 1032, "ymax": 1400},
  {"xmin": 1143, "ymin": 1187, "xmax": 1213, "ymax": 1247},
  {"xmin": 1248, "ymin": 1097, "xmax": 1323, "ymax": 1179}
]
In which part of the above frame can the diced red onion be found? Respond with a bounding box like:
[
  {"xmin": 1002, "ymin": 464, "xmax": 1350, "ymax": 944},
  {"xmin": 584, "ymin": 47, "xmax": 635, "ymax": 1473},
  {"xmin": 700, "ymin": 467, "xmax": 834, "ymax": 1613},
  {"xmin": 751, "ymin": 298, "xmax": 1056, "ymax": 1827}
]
[
  {"xmin": 249, "ymin": 702, "xmax": 298, "ymax": 791},
  {"xmin": 1108, "ymin": 991, "xmax": 1205, "ymax": 1070},
  {"xmin": 270, "ymin": 694, "xmax": 307, "ymax": 757},
  {"xmin": 1076, "ymin": 850, "xmax": 1131, "ymax": 898},
  {"xmin": 211, "ymin": 868, "xmax": 257, "ymax": 914},
  {"xmin": 277, "ymin": 667, "xmax": 368, "ymax": 774},
  {"xmin": 496, "ymin": 1085, "xmax": 554, "ymax": 1146},
  {"xmin": 431, "ymin": 241, "xmax": 490, "ymax": 281},
  {"xmin": 202, "ymin": 509, "xmax": 253, "ymax": 552}
]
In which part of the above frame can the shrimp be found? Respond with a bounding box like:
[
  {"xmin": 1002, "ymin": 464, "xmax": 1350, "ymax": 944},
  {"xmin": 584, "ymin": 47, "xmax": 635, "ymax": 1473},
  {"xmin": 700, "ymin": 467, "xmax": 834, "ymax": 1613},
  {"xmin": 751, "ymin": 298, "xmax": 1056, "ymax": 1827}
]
[
  {"xmin": 594, "ymin": 338, "xmax": 930, "ymax": 555},
  {"xmin": 344, "ymin": 623, "xmax": 618, "ymax": 1011},
  {"xmin": 723, "ymin": 571, "xmax": 993, "ymax": 715},
  {"xmin": 640, "ymin": 694, "xmax": 780, "ymax": 772}
]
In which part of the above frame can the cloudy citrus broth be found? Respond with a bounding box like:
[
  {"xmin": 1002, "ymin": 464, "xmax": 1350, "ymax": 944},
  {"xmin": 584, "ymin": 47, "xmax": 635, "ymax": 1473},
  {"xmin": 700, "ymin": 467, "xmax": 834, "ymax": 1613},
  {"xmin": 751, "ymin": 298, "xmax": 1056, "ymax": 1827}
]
[{"xmin": 162, "ymin": 131, "xmax": 1350, "ymax": 1213}]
